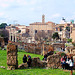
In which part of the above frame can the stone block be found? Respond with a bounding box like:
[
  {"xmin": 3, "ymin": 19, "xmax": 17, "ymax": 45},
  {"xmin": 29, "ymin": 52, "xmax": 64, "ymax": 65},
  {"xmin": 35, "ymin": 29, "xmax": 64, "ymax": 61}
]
[
  {"xmin": 18, "ymin": 63, "xmax": 28, "ymax": 69},
  {"xmin": 7, "ymin": 66, "xmax": 15, "ymax": 70},
  {"xmin": 47, "ymin": 54, "xmax": 61, "ymax": 68}
]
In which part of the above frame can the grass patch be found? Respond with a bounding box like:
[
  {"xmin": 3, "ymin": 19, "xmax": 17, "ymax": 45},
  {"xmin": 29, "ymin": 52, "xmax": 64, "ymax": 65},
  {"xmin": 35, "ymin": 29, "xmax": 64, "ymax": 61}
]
[{"xmin": 0, "ymin": 50, "xmax": 74, "ymax": 75}]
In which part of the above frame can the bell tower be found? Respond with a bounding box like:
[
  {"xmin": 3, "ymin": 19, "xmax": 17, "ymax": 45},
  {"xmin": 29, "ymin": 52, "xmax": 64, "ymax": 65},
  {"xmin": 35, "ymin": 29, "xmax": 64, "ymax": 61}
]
[{"xmin": 42, "ymin": 14, "xmax": 45, "ymax": 23}]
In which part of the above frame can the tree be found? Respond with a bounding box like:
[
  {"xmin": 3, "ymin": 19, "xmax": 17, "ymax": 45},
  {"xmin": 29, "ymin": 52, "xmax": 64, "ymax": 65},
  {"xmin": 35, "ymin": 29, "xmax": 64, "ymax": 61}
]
[
  {"xmin": 35, "ymin": 30, "xmax": 46, "ymax": 42},
  {"xmin": 52, "ymin": 32, "xmax": 59, "ymax": 40},
  {"xmin": 35, "ymin": 30, "xmax": 53, "ymax": 43},
  {"xmin": 67, "ymin": 39, "xmax": 72, "ymax": 43},
  {"xmin": 0, "ymin": 29, "xmax": 9, "ymax": 37},
  {"xmin": 66, "ymin": 26, "xmax": 70, "ymax": 31},
  {"xmin": 18, "ymin": 30, "xmax": 21, "ymax": 33},
  {"xmin": 0, "ymin": 23, "xmax": 7, "ymax": 29}
]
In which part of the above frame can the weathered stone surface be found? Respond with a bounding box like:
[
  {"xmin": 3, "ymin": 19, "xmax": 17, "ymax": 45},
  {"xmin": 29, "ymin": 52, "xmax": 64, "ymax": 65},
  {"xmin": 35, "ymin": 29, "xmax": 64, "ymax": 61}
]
[
  {"xmin": 31, "ymin": 57, "xmax": 47, "ymax": 68},
  {"xmin": 8, "ymin": 41, "xmax": 54, "ymax": 55},
  {"xmin": 18, "ymin": 63, "xmax": 28, "ymax": 69},
  {"xmin": 53, "ymin": 43, "xmax": 65, "ymax": 51},
  {"xmin": 47, "ymin": 54, "xmax": 61, "ymax": 69},
  {"xmin": 7, "ymin": 43, "xmax": 18, "ymax": 70},
  {"xmin": 7, "ymin": 66, "xmax": 15, "ymax": 70}
]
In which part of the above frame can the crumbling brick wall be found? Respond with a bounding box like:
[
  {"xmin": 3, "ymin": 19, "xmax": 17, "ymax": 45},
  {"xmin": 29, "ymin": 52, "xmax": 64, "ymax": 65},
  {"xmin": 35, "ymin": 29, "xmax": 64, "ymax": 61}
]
[
  {"xmin": 7, "ymin": 43, "xmax": 18, "ymax": 70},
  {"xmin": 47, "ymin": 54, "xmax": 61, "ymax": 68}
]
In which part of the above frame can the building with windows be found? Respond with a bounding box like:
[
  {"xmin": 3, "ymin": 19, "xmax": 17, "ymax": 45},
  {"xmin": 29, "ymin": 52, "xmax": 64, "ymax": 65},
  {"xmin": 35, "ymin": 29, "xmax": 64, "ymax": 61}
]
[
  {"xmin": 29, "ymin": 15, "xmax": 55, "ymax": 39},
  {"xmin": 70, "ymin": 24, "xmax": 75, "ymax": 42},
  {"xmin": 55, "ymin": 23, "xmax": 70, "ymax": 40}
]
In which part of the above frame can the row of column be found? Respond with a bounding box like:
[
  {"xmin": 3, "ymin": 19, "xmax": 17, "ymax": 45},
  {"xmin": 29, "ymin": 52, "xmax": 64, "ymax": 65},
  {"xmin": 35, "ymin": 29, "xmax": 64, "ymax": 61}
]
[{"xmin": 9, "ymin": 33, "xmax": 17, "ymax": 42}]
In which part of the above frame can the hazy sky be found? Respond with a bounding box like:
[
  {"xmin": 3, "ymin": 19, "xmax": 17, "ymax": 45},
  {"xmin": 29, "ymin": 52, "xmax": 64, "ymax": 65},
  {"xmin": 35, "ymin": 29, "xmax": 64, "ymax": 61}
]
[{"xmin": 0, "ymin": 0, "xmax": 75, "ymax": 25}]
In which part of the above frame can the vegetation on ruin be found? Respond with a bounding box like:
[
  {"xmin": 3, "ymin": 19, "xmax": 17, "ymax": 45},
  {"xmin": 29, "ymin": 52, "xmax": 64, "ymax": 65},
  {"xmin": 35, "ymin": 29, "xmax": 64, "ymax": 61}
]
[
  {"xmin": 0, "ymin": 50, "xmax": 74, "ymax": 75},
  {"xmin": 52, "ymin": 32, "xmax": 59, "ymax": 40},
  {"xmin": 67, "ymin": 39, "xmax": 72, "ymax": 43}
]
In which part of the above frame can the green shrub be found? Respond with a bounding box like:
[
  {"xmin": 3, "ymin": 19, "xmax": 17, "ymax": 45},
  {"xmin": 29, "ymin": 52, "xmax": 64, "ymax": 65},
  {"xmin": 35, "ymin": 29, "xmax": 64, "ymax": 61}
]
[
  {"xmin": 67, "ymin": 39, "xmax": 72, "ymax": 43},
  {"xmin": 61, "ymin": 53, "xmax": 65, "ymax": 57}
]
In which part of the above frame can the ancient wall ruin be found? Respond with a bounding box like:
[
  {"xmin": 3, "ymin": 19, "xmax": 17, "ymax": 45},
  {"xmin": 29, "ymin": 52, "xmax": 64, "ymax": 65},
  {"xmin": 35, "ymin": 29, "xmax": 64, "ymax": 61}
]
[
  {"xmin": 8, "ymin": 41, "xmax": 54, "ymax": 55},
  {"xmin": 53, "ymin": 43, "xmax": 65, "ymax": 51},
  {"xmin": 7, "ymin": 43, "xmax": 18, "ymax": 70},
  {"xmin": 25, "ymin": 44, "xmax": 54, "ymax": 55}
]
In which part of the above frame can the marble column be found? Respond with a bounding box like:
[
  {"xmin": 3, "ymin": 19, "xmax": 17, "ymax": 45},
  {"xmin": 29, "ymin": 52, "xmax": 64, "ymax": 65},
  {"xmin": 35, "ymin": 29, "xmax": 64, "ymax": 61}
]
[
  {"xmin": 9, "ymin": 32, "xmax": 11, "ymax": 41},
  {"xmin": 15, "ymin": 32, "xmax": 17, "ymax": 42},
  {"xmin": 12, "ymin": 34, "xmax": 14, "ymax": 42}
]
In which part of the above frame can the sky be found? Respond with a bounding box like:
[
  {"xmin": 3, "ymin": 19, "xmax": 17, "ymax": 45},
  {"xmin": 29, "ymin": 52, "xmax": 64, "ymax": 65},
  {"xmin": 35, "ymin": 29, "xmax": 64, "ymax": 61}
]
[{"xmin": 0, "ymin": 0, "xmax": 75, "ymax": 25}]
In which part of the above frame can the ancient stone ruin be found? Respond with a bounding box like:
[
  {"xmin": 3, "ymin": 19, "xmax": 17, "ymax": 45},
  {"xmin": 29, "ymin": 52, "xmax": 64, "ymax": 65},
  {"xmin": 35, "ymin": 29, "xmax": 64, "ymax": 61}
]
[
  {"xmin": 6, "ymin": 43, "xmax": 63, "ymax": 70},
  {"xmin": 31, "ymin": 57, "xmax": 47, "ymax": 68},
  {"xmin": 18, "ymin": 57, "xmax": 47, "ymax": 69},
  {"xmin": 53, "ymin": 43, "xmax": 65, "ymax": 51},
  {"xmin": 47, "ymin": 54, "xmax": 61, "ymax": 69},
  {"xmin": 7, "ymin": 43, "xmax": 18, "ymax": 70},
  {"xmin": 8, "ymin": 41, "xmax": 54, "ymax": 55}
]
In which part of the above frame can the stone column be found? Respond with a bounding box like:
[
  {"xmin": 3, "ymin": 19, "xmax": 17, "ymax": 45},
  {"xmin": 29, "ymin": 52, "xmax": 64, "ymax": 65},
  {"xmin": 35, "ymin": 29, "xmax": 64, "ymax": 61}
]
[
  {"xmin": 70, "ymin": 49, "xmax": 72, "ymax": 54},
  {"xmin": 15, "ymin": 33, "xmax": 17, "ymax": 42},
  {"xmin": 12, "ymin": 34, "xmax": 14, "ymax": 42},
  {"xmin": 9, "ymin": 32, "xmax": 11, "ymax": 41},
  {"xmin": 42, "ymin": 43, "xmax": 44, "ymax": 56}
]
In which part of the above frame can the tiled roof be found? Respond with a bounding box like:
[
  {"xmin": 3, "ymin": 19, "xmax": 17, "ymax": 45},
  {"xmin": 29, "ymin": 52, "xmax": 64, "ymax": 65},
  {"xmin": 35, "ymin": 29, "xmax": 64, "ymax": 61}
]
[{"xmin": 30, "ymin": 22, "xmax": 48, "ymax": 25}]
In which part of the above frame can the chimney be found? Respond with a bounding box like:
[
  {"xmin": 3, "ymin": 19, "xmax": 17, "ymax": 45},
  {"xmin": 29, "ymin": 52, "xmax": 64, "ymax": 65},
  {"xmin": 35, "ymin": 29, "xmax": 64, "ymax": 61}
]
[{"xmin": 42, "ymin": 14, "xmax": 45, "ymax": 23}]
